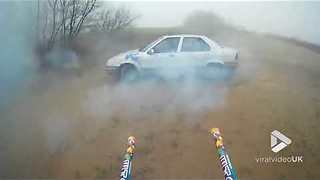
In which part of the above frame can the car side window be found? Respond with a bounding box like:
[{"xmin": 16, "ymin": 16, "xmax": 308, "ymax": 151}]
[
  {"xmin": 152, "ymin": 37, "xmax": 180, "ymax": 53},
  {"xmin": 181, "ymin": 37, "xmax": 210, "ymax": 52}
]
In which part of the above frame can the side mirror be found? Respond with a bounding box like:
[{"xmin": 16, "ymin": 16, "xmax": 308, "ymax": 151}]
[{"xmin": 148, "ymin": 48, "xmax": 155, "ymax": 55}]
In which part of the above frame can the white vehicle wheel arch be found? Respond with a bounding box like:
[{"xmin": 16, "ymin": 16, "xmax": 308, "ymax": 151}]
[
  {"xmin": 206, "ymin": 59, "xmax": 225, "ymax": 67},
  {"xmin": 119, "ymin": 61, "xmax": 141, "ymax": 71},
  {"xmin": 119, "ymin": 63, "xmax": 139, "ymax": 82}
]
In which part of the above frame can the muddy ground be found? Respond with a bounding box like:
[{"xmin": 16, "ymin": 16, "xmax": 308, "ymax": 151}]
[{"xmin": 1, "ymin": 31, "xmax": 320, "ymax": 180}]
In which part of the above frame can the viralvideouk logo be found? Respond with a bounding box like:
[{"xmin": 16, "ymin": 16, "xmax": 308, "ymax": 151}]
[
  {"xmin": 271, "ymin": 130, "xmax": 292, "ymax": 153},
  {"xmin": 255, "ymin": 130, "xmax": 303, "ymax": 164}
]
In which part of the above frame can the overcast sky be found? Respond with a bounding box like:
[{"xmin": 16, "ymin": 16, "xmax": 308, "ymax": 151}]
[{"xmin": 118, "ymin": 1, "xmax": 320, "ymax": 45}]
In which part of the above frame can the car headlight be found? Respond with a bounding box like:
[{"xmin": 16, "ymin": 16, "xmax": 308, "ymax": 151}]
[{"xmin": 106, "ymin": 57, "xmax": 118, "ymax": 67}]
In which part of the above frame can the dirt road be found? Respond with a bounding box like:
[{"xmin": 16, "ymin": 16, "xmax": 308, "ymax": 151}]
[{"xmin": 1, "ymin": 33, "xmax": 320, "ymax": 179}]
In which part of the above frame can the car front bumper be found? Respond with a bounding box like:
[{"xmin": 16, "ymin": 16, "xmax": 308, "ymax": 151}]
[{"xmin": 104, "ymin": 66, "xmax": 119, "ymax": 75}]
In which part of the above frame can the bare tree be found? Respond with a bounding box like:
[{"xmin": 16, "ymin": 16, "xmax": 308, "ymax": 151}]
[
  {"xmin": 36, "ymin": 0, "xmax": 139, "ymax": 59},
  {"xmin": 67, "ymin": 0, "xmax": 97, "ymax": 38},
  {"xmin": 94, "ymin": 6, "xmax": 138, "ymax": 32},
  {"xmin": 38, "ymin": 0, "xmax": 98, "ymax": 49}
]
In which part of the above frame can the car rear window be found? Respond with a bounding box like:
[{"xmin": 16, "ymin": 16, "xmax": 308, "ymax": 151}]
[{"xmin": 181, "ymin": 37, "xmax": 210, "ymax": 52}]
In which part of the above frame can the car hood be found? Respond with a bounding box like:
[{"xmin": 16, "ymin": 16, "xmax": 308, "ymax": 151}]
[
  {"xmin": 115, "ymin": 49, "xmax": 140, "ymax": 59},
  {"xmin": 106, "ymin": 49, "xmax": 141, "ymax": 66}
]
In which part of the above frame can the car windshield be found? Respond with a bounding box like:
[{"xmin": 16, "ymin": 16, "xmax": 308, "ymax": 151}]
[{"xmin": 139, "ymin": 37, "xmax": 162, "ymax": 52}]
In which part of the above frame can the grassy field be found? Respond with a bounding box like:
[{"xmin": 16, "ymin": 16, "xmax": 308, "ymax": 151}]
[{"xmin": 1, "ymin": 27, "xmax": 320, "ymax": 179}]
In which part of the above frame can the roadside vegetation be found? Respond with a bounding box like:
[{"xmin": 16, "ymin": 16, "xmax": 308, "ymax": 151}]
[
  {"xmin": 1, "ymin": 4, "xmax": 320, "ymax": 179},
  {"xmin": 34, "ymin": 0, "xmax": 137, "ymax": 71}
]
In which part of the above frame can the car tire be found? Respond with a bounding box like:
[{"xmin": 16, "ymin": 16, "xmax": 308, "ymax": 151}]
[
  {"xmin": 204, "ymin": 63, "xmax": 225, "ymax": 79},
  {"xmin": 206, "ymin": 63, "xmax": 224, "ymax": 72},
  {"xmin": 119, "ymin": 64, "xmax": 139, "ymax": 82}
]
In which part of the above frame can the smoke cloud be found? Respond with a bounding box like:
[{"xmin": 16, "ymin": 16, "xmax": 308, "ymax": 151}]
[{"xmin": 0, "ymin": 1, "xmax": 36, "ymax": 107}]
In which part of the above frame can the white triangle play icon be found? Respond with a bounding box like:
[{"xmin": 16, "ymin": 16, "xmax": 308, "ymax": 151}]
[{"xmin": 271, "ymin": 130, "xmax": 292, "ymax": 153}]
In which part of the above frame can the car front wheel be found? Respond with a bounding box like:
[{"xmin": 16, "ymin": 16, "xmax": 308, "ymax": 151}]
[{"xmin": 119, "ymin": 64, "xmax": 139, "ymax": 82}]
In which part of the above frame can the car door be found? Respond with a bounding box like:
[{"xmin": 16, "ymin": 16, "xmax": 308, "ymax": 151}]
[
  {"xmin": 140, "ymin": 37, "xmax": 181, "ymax": 70},
  {"xmin": 179, "ymin": 37, "xmax": 214, "ymax": 69}
]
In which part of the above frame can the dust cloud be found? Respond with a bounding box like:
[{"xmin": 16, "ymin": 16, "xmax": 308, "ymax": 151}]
[
  {"xmin": 1, "ymin": 1, "xmax": 320, "ymax": 180},
  {"xmin": 85, "ymin": 79, "xmax": 228, "ymax": 122}
]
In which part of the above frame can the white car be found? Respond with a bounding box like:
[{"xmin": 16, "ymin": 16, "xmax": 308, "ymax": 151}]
[{"xmin": 105, "ymin": 34, "xmax": 239, "ymax": 81}]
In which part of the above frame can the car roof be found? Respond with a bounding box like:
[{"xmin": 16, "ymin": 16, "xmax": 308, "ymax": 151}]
[{"xmin": 163, "ymin": 34, "xmax": 206, "ymax": 38}]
